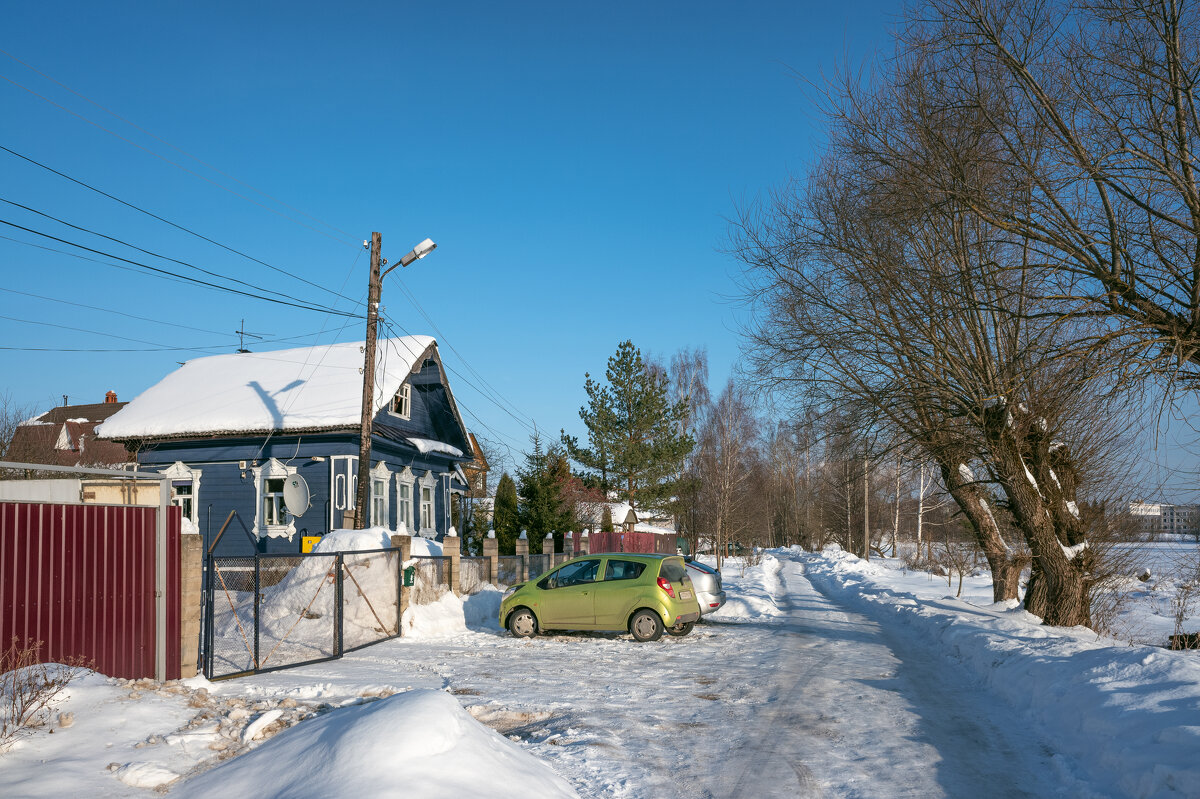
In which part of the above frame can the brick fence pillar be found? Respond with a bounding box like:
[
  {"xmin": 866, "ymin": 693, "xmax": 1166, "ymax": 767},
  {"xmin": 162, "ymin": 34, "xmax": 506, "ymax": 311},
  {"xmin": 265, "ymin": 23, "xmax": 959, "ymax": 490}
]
[
  {"xmin": 179, "ymin": 534, "xmax": 203, "ymax": 678},
  {"xmin": 579, "ymin": 529, "xmax": 590, "ymax": 556},
  {"xmin": 444, "ymin": 534, "xmax": 461, "ymax": 595},
  {"xmin": 482, "ymin": 533, "xmax": 499, "ymax": 585},
  {"xmin": 516, "ymin": 533, "xmax": 529, "ymax": 582},
  {"xmin": 390, "ymin": 534, "xmax": 412, "ymax": 634},
  {"xmin": 543, "ymin": 533, "xmax": 555, "ymax": 567}
]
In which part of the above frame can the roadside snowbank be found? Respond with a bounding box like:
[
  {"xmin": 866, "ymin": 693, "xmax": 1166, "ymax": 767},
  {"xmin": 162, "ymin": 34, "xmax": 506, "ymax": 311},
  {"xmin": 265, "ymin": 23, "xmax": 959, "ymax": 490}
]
[
  {"xmin": 801, "ymin": 546, "xmax": 1200, "ymax": 799},
  {"xmin": 173, "ymin": 689, "xmax": 577, "ymax": 799},
  {"xmin": 705, "ymin": 553, "xmax": 787, "ymax": 621}
]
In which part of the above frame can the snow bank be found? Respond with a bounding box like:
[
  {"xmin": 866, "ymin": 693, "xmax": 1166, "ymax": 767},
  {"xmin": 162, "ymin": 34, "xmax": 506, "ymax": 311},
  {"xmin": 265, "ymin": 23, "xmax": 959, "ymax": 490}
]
[
  {"xmin": 800, "ymin": 548, "xmax": 1200, "ymax": 798},
  {"xmin": 706, "ymin": 553, "xmax": 787, "ymax": 621},
  {"xmin": 402, "ymin": 588, "xmax": 502, "ymax": 638},
  {"xmin": 173, "ymin": 690, "xmax": 577, "ymax": 799}
]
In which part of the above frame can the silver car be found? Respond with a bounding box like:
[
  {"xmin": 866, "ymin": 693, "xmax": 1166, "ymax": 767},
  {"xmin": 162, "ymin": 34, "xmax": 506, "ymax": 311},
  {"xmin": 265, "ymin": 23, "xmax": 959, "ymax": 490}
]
[{"xmin": 685, "ymin": 559, "xmax": 726, "ymax": 615}]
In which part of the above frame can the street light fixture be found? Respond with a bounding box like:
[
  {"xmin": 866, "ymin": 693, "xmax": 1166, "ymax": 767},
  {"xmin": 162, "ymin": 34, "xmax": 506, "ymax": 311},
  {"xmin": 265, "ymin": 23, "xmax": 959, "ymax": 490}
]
[{"xmin": 355, "ymin": 232, "xmax": 437, "ymax": 528}]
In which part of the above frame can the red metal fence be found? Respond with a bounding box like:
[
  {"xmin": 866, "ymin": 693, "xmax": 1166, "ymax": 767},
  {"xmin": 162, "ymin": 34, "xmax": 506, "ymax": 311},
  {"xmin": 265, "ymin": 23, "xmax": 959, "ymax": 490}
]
[
  {"xmin": 587, "ymin": 530, "xmax": 675, "ymax": 555},
  {"xmin": 0, "ymin": 501, "xmax": 181, "ymax": 680}
]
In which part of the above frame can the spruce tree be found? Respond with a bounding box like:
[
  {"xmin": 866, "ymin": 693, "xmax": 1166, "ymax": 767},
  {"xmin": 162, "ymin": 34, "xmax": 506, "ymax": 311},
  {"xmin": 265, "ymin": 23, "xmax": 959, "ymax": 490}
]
[
  {"xmin": 517, "ymin": 432, "xmax": 575, "ymax": 553},
  {"xmin": 493, "ymin": 472, "xmax": 519, "ymax": 555},
  {"xmin": 563, "ymin": 340, "xmax": 694, "ymax": 512}
]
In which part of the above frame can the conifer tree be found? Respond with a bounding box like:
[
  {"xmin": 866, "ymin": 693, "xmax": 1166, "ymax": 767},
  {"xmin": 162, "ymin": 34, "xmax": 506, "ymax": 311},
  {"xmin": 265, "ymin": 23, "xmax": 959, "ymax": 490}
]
[
  {"xmin": 493, "ymin": 472, "xmax": 519, "ymax": 555},
  {"xmin": 563, "ymin": 340, "xmax": 694, "ymax": 512},
  {"xmin": 517, "ymin": 432, "xmax": 575, "ymax": 553}
]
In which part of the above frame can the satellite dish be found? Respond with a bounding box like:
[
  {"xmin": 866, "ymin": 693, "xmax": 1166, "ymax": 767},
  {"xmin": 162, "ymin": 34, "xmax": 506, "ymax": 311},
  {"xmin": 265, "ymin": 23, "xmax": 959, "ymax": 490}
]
[{"xmin": 283, "ymin": 474, "xmax": 311, "ymax": 517}]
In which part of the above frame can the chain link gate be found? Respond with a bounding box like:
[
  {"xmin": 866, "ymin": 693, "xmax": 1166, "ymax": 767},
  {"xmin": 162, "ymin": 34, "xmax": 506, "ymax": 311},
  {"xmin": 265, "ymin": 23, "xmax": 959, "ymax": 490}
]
[{"xmin": 204, "ymin": 548, "xmax": 402, "ymax": 680}]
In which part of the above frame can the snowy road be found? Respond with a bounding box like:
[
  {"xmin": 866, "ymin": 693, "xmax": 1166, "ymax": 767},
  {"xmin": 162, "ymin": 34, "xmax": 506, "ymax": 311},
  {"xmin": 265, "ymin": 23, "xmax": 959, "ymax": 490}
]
[{"xmin": 243, "ymin": 552, "xmax": 1076, "ymax": 798}]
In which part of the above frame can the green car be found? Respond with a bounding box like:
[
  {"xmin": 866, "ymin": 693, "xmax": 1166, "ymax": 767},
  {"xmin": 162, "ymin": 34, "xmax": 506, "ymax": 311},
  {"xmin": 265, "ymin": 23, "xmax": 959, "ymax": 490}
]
[{"xmin": 499, "ymin": 553, "xmax": 702, "ymax": 642}]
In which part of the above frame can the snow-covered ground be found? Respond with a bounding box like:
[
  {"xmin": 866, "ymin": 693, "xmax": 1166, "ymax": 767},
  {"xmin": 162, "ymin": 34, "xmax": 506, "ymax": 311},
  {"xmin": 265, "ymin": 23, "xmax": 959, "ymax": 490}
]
[{"xmin": 3, "ymin": 545, "xmax": 1199, "ymax": 798}]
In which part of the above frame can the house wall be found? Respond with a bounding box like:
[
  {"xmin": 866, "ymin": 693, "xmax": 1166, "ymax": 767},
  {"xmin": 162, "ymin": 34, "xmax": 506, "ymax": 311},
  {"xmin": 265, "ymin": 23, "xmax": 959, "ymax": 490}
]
[{"xmin": 136, "ymin": 430, "xmax": 466, "ymax": 558}]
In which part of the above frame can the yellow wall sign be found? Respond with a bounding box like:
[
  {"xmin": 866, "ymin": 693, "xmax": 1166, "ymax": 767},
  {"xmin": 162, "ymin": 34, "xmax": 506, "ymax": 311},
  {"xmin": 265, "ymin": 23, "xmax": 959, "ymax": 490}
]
[{"xmin": 301, "ymin": 536, "xmax": 322, "ymax": 554}]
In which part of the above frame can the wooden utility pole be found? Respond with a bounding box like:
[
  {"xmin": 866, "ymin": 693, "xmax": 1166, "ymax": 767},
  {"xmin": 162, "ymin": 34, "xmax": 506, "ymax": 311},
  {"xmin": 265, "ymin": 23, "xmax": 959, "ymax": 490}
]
[{"xmin": 354, "ymin": 232, "xmax": 383, "ymax": 529}]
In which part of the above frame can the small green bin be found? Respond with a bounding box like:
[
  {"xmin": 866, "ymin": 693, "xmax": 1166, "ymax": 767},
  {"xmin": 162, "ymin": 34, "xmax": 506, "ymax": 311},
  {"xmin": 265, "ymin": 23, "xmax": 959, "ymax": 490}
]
[{"xmin": 403, "ymin": 565, "xmax": 415, "ymax": 587}]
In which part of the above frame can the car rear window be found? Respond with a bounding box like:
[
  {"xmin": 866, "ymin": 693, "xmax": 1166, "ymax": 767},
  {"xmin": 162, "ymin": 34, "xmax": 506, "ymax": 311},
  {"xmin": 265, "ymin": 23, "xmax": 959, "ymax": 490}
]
[
  {"xmin": 659, "ymin": 559, "xmax": 686, "ymax": 582},
  {"xmin": 604, "ymin": 560, "xmax": 646, "ymax": 581}
]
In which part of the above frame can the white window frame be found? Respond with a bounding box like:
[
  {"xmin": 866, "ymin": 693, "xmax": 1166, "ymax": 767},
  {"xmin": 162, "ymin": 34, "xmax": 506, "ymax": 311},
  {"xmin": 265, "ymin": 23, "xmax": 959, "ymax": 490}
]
[
  {"xmin": 419, "ymin": 469, "xmax": 438, "ymax": 537},
  {"xmin": 390, "ymin": 382, "xmax": 411, "ymax": 420},
  {"xmin": 369, "ymin": 461, "xmax": 391, "ymax": 528},
  {"xmin": 395, "ymin": 466, "xmax": 414, "ymax": 534},
  {"xmin": 159, "ymin": 461, "xmax": 202, "ymax": 524},
  {"xmin": 252, "ymin": 458, "xmax": 297, "ymax": 539}
]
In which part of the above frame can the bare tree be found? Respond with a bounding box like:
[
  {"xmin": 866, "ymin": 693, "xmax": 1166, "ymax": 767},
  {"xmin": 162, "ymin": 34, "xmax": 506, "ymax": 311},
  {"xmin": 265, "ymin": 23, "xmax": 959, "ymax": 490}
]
[{"xmin": 692, "ymin": 380, "xmax": 760, "ymax": 569}]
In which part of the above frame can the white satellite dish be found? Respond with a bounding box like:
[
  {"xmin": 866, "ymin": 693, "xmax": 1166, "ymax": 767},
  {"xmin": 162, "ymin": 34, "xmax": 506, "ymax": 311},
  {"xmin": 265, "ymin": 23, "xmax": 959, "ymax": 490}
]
[{"xmin": 283, "ymin": 474, "xmax": 311, "ymax": 517}]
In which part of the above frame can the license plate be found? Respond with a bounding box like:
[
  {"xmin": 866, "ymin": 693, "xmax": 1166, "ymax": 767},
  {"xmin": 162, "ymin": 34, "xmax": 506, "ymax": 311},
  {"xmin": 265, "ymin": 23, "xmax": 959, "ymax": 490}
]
[{"xmin": 680, "ymin": 590, "xmax": 693, "ymax": 600}]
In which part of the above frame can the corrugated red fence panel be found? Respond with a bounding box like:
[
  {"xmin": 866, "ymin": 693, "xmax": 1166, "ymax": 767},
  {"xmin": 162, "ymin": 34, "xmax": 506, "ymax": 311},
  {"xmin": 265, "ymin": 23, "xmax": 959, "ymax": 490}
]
[
  {"xmin": 586, "ymin": 531, "xmax": 675, "ymax": 555},
  {"xmin": 0, "ymin": 501, "xmax": 180, "ymax": 680}
]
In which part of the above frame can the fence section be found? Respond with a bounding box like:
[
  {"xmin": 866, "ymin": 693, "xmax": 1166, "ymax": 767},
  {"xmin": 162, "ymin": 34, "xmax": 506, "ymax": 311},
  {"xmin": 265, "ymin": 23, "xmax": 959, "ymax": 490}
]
[
  {"xmin": 0, "ymin": 501, "xmax": 181, "ymax": 680},
  {"xmin": 459, "ymin": 557, "xmax": 490, "ymax": 595},
  {"xmin": 411, "ymin": 556, "xmax": 451, "ymax": 605},
  {"xmin": 205, "ymin": 548, "xmax": 401, "ymax": 680},
  {"xmin": 527, "ymin": 554, "xmax": 550, "ymax": 580},
  {"xmin": 497, "ymin": 556, "xmax": 523, "ymax": 587}
]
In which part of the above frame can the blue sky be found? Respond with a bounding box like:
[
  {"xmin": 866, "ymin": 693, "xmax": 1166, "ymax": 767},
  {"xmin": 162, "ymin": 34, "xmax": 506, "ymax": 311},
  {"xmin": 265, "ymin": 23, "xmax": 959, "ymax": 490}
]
[
  {"xmin": 2, "ymin": 1, "xmax": 1196, "ymax": 497},
  {"xmin": 0, "ymin": 1, "xmax": 901, "ymax": 470}
]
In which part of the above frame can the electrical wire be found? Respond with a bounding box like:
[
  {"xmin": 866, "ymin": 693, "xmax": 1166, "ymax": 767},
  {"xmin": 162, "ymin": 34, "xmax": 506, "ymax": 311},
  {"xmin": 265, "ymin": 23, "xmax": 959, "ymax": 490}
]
[
  {"xmin": 0, "ymin": 217, "xmax": 363, "ymax": 318},
  {"xmin": 0, "ymin": 145, "xmax": 362, "ymax": 307},
  {"xmin": 0, "ymin": 69, "xmax": 359, "ymax": 247},
  {"xmin": 0, "ymin": 48, "xmax": 357, "ymax": 243},
  {"xmin": 0, "ymin": 196, "xmax": 339, "ymax": 308},
  {"xmin": 0, "ymin": 286, "xmax": 237, "ymax": 338}
]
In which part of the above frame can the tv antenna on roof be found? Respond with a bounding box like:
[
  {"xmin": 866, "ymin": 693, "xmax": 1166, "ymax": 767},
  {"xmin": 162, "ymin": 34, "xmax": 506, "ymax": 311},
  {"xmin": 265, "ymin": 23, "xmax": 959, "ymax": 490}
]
[{"xmin": 235, "ymin": 319, "xmax": 266, "ymax": 353}]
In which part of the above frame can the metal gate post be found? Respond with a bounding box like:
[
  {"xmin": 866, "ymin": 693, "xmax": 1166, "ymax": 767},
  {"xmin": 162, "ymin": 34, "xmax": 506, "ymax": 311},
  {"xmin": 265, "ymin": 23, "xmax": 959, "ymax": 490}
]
[
  {"xmin": 253, "ymin": 555, "xmax": 261, "ymax": 669},
  {"xmin": 335, "ymin": 553, "xmax": 345, "ymax": 657},
  {"xmin": 204, "ymin": 554, "xmax": 215, "ymax": 679}
]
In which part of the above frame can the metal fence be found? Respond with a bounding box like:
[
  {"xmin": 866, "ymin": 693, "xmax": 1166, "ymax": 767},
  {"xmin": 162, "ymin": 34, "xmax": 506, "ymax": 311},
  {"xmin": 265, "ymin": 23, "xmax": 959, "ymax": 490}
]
[
  {"xmin": 411, "ymin": 555, "xmax": 451, "ymax": 605},
  {"xmin": 460, "ymin": 557, "xmax": 490, "ymax": 594},
  {"xmin": 205, "ymin": 548, "xmax": 401, "ymax": 680},
  {"xmin": 527, "ymin": 554, "xmax": 550, "ymax": 580}
]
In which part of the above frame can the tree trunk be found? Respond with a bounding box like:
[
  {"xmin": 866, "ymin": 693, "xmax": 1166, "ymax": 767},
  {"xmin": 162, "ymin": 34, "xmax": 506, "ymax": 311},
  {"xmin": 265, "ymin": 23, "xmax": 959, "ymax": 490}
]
[{"xmin": 940, "ymin": 460, "xmax": 1024, "ymax": 603}]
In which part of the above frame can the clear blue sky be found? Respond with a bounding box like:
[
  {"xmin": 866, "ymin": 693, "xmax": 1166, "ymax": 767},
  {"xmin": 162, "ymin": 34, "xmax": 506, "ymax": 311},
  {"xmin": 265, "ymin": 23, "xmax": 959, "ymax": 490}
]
[
  {"xmin": 0, "ymin": 0, "xmax": 901, "ymax": 470},
  {"xmin": 3, "ymin": 0, "xmax": 1195, "ymax": 498}
]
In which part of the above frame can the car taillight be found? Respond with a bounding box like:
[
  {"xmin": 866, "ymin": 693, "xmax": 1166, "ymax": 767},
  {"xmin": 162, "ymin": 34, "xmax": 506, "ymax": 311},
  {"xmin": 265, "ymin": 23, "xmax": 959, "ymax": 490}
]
[{"xmin": 657, "ymin": 576, "xmax": 676, "ymax": 598}]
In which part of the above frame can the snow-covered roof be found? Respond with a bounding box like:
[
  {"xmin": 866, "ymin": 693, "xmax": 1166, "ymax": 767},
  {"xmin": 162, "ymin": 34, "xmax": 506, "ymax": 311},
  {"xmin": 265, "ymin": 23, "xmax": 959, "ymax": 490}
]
[{"xmin": 98, "ymin": 336, "xmax": 436, "ymax": 440}]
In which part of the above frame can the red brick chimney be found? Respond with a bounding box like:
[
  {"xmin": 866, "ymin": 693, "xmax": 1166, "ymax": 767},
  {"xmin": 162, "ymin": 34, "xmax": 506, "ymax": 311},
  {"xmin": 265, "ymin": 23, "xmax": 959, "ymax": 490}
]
[{"xmin": 105, "ymin": 390, "xmax": 118, "ymax": 404}]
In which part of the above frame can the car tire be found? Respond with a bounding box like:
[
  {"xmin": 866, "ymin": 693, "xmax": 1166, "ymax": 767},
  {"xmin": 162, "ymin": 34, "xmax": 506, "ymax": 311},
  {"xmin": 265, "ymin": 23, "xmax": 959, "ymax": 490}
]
[
  {"xmin": 666, "ymin": 621, "xmax": 694, "ymax": 637},
  {"xmin": 507, "ymin": 607, "xmax": 538, "ymax": 638},
  {"xmin": 630, "ymin": 609, "xmax": 664, "ymax": 642}
]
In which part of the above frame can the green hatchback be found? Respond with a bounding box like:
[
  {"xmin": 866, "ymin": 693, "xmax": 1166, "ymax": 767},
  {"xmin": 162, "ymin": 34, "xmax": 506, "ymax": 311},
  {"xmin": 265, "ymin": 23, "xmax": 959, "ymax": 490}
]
[{"xmin": 499, "ymin": 553, "xmax": 702, "ymax": 642}]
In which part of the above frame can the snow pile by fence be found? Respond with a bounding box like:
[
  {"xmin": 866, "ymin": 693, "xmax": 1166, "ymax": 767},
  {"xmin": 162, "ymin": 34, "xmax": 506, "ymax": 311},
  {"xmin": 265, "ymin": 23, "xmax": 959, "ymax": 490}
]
[
  {"xmin": 402, "ymin": 587, "xmax": 502, "ymax": 639},
  {"xmin": 800, "ymin": 546, "xmax": 1200, "ymax": 798},
  {"xmin": 173, "ymin": 689, "xmax": 578, "ymax": 799}
]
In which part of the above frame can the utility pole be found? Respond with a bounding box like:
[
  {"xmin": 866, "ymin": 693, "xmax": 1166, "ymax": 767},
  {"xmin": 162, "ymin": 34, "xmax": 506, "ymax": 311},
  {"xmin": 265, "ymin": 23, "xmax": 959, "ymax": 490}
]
[
  {"xmin": 354, "ymin": 232, "xmax": 437, "ymax": 530},
  {"xmin": 354, "ymin": 232, "xmax": 383, "ymax": 529}
]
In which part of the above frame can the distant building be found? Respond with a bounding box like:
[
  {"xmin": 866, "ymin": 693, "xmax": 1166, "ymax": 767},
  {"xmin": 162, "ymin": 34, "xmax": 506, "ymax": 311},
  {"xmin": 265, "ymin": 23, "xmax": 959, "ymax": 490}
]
[
  {"xmin": 1128, "ymin": 501, "xmax": 1199, "ymax": 539},
  {"xmin": 5, "ymin": 391, "xmax": 131, "ymax": 468}
]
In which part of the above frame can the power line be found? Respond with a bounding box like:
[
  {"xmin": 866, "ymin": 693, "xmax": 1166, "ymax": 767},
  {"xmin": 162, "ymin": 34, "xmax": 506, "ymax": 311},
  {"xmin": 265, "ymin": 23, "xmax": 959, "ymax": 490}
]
[
  {"xmin": 0, "ymin": 216, "xmax": 363, "ymax": 319},
  {"xmin": 0, "ymin": 69, "xmax": 359, "ymax": 247},
  {"xmin": 0, "ymin": 196, "xmax": 337, "ymax": 308},
  {"xmin": 0, "ymin": 286, "xmax": 237, "ymax": 338},
  {"xmin": 0, "ymin": 144, "xmax": 362, "ymax": 307},
  {"xmin": 0, "ymin": 49, "xmax": 358, "ymax": 243}
]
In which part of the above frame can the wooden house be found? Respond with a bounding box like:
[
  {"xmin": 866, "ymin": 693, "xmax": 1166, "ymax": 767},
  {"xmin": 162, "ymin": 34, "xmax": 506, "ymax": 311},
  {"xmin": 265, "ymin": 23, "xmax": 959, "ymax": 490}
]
[{"xmin": 97, "ymin": 336, "xmax": 473, "ymax": 556}]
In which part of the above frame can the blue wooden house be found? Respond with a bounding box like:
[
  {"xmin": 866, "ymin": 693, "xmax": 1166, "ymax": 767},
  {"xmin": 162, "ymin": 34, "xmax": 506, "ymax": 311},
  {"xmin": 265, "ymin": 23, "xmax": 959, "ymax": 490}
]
[{"xmin": 97, "ymin": 336, "xmax": 473, "ymax": 556}]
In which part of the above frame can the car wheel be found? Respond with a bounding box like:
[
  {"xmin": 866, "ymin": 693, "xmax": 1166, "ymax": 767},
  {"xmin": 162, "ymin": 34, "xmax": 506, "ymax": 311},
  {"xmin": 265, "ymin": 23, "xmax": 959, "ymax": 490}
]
[
  {"xmin": 507, "ymin": 607, "xmax": 538, "ymax": 638},
  {"xmin": 667, "ymin": 621, "xmax": 694, "ymax": 637},
  {"xmin": 630, "ymin": 609, "xmax": 664, "ymax": 642}
]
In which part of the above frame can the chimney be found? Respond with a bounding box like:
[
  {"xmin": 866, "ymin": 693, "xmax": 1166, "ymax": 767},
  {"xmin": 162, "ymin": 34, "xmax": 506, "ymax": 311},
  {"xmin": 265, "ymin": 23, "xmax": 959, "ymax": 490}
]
[{"xmin": 105, "ymin": 390, "xmax": 118, "ymax": 404}]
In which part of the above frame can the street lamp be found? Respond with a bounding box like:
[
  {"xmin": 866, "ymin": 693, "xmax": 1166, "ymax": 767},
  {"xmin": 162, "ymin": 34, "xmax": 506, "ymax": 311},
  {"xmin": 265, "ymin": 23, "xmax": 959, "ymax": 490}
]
[{"xmin": 354, "ymin": 231, "xmax": 437, "ymax": 529}]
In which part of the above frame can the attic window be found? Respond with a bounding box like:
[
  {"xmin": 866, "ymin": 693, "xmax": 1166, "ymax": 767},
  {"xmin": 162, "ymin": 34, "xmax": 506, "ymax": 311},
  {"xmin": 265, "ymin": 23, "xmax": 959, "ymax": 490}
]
[{"xmin": 392, "ymin": 383, "xmax": 411, "ymax": 420}]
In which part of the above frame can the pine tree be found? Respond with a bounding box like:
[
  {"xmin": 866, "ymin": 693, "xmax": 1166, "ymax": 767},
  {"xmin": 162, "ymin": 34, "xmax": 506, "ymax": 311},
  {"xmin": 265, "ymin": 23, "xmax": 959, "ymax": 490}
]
[
  {"xmin": 493, "ymin": 472, "xmax": 519, "ymax": 555},
  {"xmin": 600, "ymin": 505, "xmax": 614, "ymax": 533},
  {"xmin": 517, "ymin": 432, "xmax": 575, "ymax": 554},
  {"xmin": 563, "ymin": 340, "xmax": 694, "ymax": 512}
]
